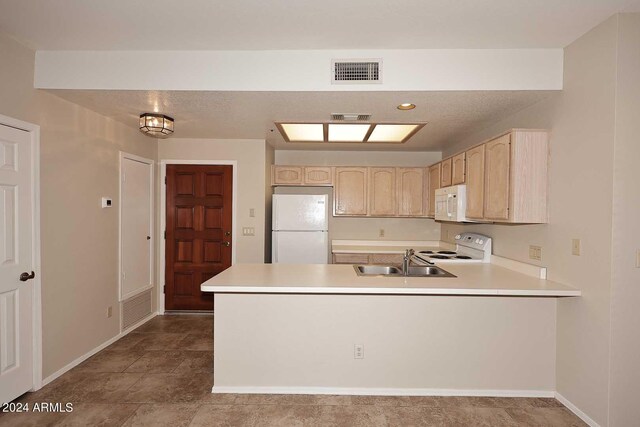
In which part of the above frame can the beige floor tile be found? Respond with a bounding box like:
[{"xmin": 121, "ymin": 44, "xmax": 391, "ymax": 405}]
[
  {"xmin": 198, "ymin": 393, "xmax": 238, "ymax": 405},
  {"xmin": 382, "ymin": 406, "xmax": 445, "ymax": 426},
  {"xmin": 172, "ymin": 352, "xmax": 213, "ymax": 374},
  {"xmin": 441, "ymin": 407, "xmax": 519, "ymax": 427},
  {"xmin": 55, "ymin": 403, "xmax": 139, "ymax": 426},
  {"xmin": 178, "ymin": 335, "xmax": 213, "ymax": 352},
  {"xmin": 124, "ymin": 351, "xmax": 185, "ymax": 374},
  {"xmin": 505, "ymin": 407, "xmax": 588, "ymax": 427},
  {"xmin": 44, "ymin": 372, "xmax": 145, "ymax": 403},
  {"xmin": 106, "ymin": 334, "xmax": 148, "ymax": 352},
  {"xmin": 318, "ymin": 405, "xmax": 388, "ymax": 427},
  {"xmin": 133, "ymin": 333, "xmax": 193, "ymax": 351},
  {"xmin": 123, "ymin": 373, "xmax": 213, "ymax": 403},
  {"xmin": 0, "ymin": 408, "xmax": 68, "ymax": 427},
  {"xmin": 122, "ymin": 403, "xmax": 200, "ymax": 427},
  {"xmin": 74, "ymin": 350, "xmax": 144, "ymax": 373},
  {"xmin": 188, "ymin": 404, "xmax": 261, "ymax": 427},
  {"xmin": 351, "ymin": 395, "xmax": 413, "ymax": 407}
]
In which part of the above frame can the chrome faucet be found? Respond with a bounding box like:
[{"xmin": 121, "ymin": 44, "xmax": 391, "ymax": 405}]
[{"xmin": 403, "ymin": 249, "xmax": 415, "ymax": 276}]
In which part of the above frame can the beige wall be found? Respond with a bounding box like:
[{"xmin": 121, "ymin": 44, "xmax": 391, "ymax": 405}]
[
  {"xmin": 157, "ymin": 138, "xmax": 267, "ymax": 264},
  {"xmin": 442, "ymin": 16, "xmax": 620, "ymax": 426},
  {"xmin": 0, "ymin": 33, "xmax": 158, "ymax": 378},
  {"xmin": 609, "ymin": 13, "xmax": 640, "ymax": 427},
  {"xmin": 274, "ymin": 150, "xmax": 442, "ymax": 242}
]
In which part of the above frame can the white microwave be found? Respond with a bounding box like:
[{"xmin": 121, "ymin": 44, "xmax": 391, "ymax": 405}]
[{"xmin": 435, "ymin": 185, "xmax": 469, "ymax": 222}]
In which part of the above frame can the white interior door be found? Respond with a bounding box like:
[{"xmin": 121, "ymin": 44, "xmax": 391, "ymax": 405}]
[
  {"xmin": 120, "ymin": 155, "xmax": 153, "ymax": 301},
  {"xmin": 0, "ymin": 124, "xmax": 34, "ymax": 403}
]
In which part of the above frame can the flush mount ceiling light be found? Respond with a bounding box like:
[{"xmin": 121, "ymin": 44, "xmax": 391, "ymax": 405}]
[
  {"xmin": 139, "ymin": 113, "xmax": 174, "ymax": 138},
  {"xmin": 397, "ymin": 103, "xmax": 416, "ymax": 110},
  {"xmin": 275, "ymin": 122, "xmax": 426, "ymax": 144}
]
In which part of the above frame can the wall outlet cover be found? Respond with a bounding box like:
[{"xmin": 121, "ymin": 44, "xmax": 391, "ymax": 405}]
[
  {"xmin": 572, "ymin": 239, "xmax": 581, "ymax": 256},
  {"xmin": 529, "ymin": 245, "xmax": 542, "ymax": 261}
]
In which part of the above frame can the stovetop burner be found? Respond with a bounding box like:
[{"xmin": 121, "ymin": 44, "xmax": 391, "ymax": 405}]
[
  {"xmin": 418, "ymin": 250, "xmax": 434, "ymax": 254},
  {"xmin": 429, "ymin": 255, "xmax": 451, "ymax": 259},
  {"xmin": 437, "ymin": 251, "xmax": 457, "ymax": 255},
  {"xmin": 455, "ymin": 255, "xmax": 472, "ymax": 260}
]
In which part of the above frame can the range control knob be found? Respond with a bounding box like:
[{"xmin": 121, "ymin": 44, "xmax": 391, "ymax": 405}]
[
  {"xmin": 479, "ymin": 239, "xmax": 484, "ymax": 245},
  {"xmin": 455, "ymin": 234, "xmax": 461, "ymax": 240}
]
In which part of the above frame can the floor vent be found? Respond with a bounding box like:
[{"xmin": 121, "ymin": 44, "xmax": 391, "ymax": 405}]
[
  {"xmin": 332, "ymin": 59, "xmax": 382, "ymax": 84},
  {"xmin": 122, "ymin": 290, "xmax": 152, "ymax": 331}
]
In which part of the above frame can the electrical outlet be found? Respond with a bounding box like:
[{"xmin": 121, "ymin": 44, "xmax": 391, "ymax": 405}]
[
  {"xmin": 572, "ymin": 239, "xmax": 581, "ymax": 256},
  {"xmin": 636, "ymin": 250, "xmax": 640, "ymax": 268},
  {"xmin": 354, "ymin": 344, "xmax": 364, "ymax": 359},
  {"xmin": 107, "ymin": 306, "xmax": 113, "ymax": 318},
  {"xmin": 529, "ymin": 245, "xmax": 542, "ymax": 261},
  {"xmin": 242, "ymin": 227, "xmax": 255, "ymax": 236},
  {"xmin": 379, "ymin": 229, "xmax": 385, "ymax": 238},
  {"xmin": 249, "ymin": 208, "xmax": 255, "ymax": 218}
]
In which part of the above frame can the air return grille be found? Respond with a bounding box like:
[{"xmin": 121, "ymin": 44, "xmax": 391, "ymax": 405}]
[
  {"xmin": 122, "ymin": 289, "xmax": 152, "ymax": 331},
  {"xmin": 332, "ymin": 59, "xmax": 382, "ymax": 84},
  {"xmin": 330, "ymin": 113, "xmax": 372, "ymax": 121}
]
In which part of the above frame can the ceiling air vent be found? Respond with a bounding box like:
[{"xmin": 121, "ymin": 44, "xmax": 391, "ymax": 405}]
[
  {"xmin": 330, "ymin": 113, "xmax": 372, "ymax": 121},
  {"xmin": 331, "ymin": 59, "xmax": 382, "ymax": 84}
]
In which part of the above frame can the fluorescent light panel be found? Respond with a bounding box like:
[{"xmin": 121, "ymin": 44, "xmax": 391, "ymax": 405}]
[
  {"xmin": 277, "ymin": 122, "xmax": 425, "ymax": 143},
  {"xmin": 279, "ymin": 123, "xmax": 324, "ymax": 141},
  {"xmin": 367, "ymin": 124, "xmax": 419, "ymax": 142},
  {"xmin": 328, "ymin": 124, "xmax": 371, "ymax": 142}
]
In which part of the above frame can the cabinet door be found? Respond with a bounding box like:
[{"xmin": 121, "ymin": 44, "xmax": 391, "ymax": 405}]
[
  {"xmin": 397, "ymin": 168, "xmax": 425, "ymax": 217},
  {"xmin": 440, "ymin": 158, "xmax": 452, "ymax": 187},
  {"xmin": 334, "ymin": 167, "xmax": 368, "ymax": 216},
  {"xmin": 368, "ymin": 167, "xmax": 396, "ymax": 216},
  {"xmin": 303, "ymin": 167, "xmax": 333, "ymax": 186},
  {"xmin": 272, "ymin": 166, "xmax": 303, "ymax": 185},
  {"xmin": 452, "ymin": 152, "xmax": 466, "ymax": 185},
  {"xmin": 484, "ymin": 134, "xmax": 511, "ymax": 220},
  {"xmin": 428, "ymin": 163, "xmax": 441, "ymax": 217},
  {"xmin": 465, "ymin": 145, "xmax": 485, "ymax": 219}
]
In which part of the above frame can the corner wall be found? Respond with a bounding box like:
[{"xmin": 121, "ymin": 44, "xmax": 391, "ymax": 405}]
[
  {"xmin": 0, "ymin": 32, "xmax": 158, "ymax": 378},
  {"xmin": 441, "ymin": 15, "xmax": 620, "ymax": 426}
]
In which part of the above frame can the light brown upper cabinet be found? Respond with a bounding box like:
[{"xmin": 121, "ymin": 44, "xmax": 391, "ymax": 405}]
[
  {"xmin": 303, "ymin": 166, "xmax": 333, "ymax": 186},
  {"xmin": 462, "ymin": 129, "xmax": 549, "ymax": 223},
  {"xmin": 397, "ymin": 168, "xmax": 425, "ymax": 216},
  {"xmin": 465, "ymin": 145, "xmax": 485, "ymax": 219},
  {"xmin": 368, "ymin": 168, "xmax": 397, "ymax": 216},
  {"xmin": 272, "ymin": 166, "xmax": 303, "ymax": 185},
  {"xmin": 427, "ymin": 163, "xmax": 441, "ymax": 217},
  {"xmin": 334, "ymin": 167, "xmax": 368, "ymax": 216},
  {"xmin": 451, "ymin": 152, "xmax": 466, "ymax": 185},
  {"xmin": 440, "ymin": 158, "xmax": 452, "ymax": 187},
  {"xmin": 484, "ymin": 134, "xmax": 511, "ymax": 220}
]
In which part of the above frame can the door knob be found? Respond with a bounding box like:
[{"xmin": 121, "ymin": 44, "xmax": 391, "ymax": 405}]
[
  {"xmin": 147, "ymin": 236, "xmax": 151, "ymax": 240},
  {"xmin": 222, "ymin": 242, "xmax": 231, "ymax": 247},
  {"xmin": 224, "ymin": 231, "xmax": 231, "ymax": 236},
  {"xmin": 20, "ymin": 271, "xmax": 35, "ymax": 282}
]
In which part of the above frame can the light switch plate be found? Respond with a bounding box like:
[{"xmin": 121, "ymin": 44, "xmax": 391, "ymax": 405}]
[
  {"xmin": 636, "ymin": 250, "xmax": 640, "ymax": 268},
  {"xmin": 529, "ymin": 245, "xmax": 542, "ymax": 261},
  {"xmin": 572, "ymin": 239, "xmax": 581, "ymax": 256},
  {"xmin": 242, "ymin": 227, "xmax": 255, "ymax": 236}
]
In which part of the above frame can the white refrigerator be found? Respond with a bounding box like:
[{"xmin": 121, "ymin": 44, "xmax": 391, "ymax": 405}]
[{"xmin": 272, "ymin": 194, "xmax": 329, "ymax": 264}]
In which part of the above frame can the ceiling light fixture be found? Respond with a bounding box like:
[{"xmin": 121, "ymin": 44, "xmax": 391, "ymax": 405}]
[
  {"xmin": 397, "ymin": 103, "xmax": 416, "ymax": 110},
  {"xmin": 275, "ymin": 122, "xmax": 426, "ymax": 144},
  {"xmin": 139, "ymin": 113, "xmax": 174, "ymax": 138}
]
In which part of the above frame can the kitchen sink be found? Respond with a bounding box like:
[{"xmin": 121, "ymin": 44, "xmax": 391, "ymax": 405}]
[
  {"xmin": 353, "ymin": 265, "xmax": 456, "ymax": 278},
  {"xmin": 354, "ymin": 265, "xmax": 402, "ymax": 276}
]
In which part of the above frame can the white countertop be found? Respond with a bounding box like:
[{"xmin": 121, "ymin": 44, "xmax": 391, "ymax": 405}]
[{"xmin": 201, "ymin": 263, "xmax": 581, "ymax": 297}]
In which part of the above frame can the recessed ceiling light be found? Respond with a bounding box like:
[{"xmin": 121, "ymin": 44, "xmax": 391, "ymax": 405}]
[
  {"xmin": 328, "ymin": 124, "xmax": 371, "ymax": 142},
  {"xmin": 277, "ymin": 123, "xmax": 324, "ymax": 142},
  {"xmin": 368, "ymin": 124, "xmax": 420, "ymax": 143},
  {"xmin": 397, "ymin": 103, "xmax": 416, "ymax": 110}
]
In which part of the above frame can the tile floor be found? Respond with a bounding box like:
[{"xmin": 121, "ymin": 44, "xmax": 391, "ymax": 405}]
[{"xmin": 1, "ymin": 315, "xmax": 586, "ymax": 426}]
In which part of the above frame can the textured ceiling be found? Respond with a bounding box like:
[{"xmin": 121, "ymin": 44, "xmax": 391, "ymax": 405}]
[
  {"xmin": 48, "ymin": 90, "xmax": 557, "ymax": 151},
  {"xmin": 1, "ymin": 0, "xmax": 638, "ymax": 50}
]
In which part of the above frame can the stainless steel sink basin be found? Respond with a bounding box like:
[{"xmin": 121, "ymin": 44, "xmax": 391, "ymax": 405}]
[
  {"xmin": 353, "ymin": 264, "xmax": 456, "ymax": 277},
  {"xmin": 404, "ymin": 266, "xmax": 456, "ymax": 277},
  {"xmin": 354, "ymin": 265, "xmax": 402, "ymax": 276}
]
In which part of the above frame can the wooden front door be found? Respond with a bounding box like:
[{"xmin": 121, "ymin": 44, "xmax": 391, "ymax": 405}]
[{"xmin": 165, "ymin": 165, "xmax": 233, "ymax": 310}]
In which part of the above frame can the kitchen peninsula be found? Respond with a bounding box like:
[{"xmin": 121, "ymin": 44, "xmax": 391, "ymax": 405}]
[{"xmin": 202, "ymin": 261, "xmax": 579, "ymax": 397}]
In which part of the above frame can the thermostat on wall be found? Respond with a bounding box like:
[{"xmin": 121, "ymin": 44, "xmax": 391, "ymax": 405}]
[{"xmin": 101, "ymin": 197, "xmax": 112, "ymax": 208}]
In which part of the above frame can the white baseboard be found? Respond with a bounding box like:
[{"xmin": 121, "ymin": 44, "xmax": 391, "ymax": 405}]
[
  {"xmin": 211, "ymin": 386, "xmax": 555, "ymax": 398},
  {"xmin": 40, "ymin": 312, "xmax": 158, "ymax": 388},
  {"xmin": 555, "ymin": 392, "xmax": 600, "ymax": 427}
]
